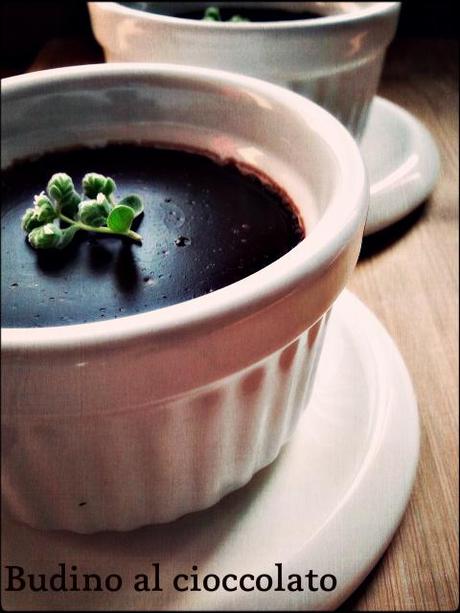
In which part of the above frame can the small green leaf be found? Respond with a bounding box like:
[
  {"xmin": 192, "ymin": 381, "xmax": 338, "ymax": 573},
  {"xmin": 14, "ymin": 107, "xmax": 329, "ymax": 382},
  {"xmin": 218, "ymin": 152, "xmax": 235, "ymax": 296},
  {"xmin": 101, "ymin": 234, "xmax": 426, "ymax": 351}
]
[
  {"xmin": 57, "ymin": 225, "xmax": 79, "ymax": 249},
  {"xmin": 82, "ymin": 173, "xmax": 117, "ymax": 199},
  {"xmin": 203, "ymin": 6, "xmax": 221, "ymax": 20},
  {"xmin": 22, "ymin": 208, "xmax": 42, "ymax": 233},
  {"xmin": 105, "ymin": 178, "xmax": 116, "ymax": 196},
  {"xmin": 36, "ymin": 201, "xmax": 57, "ymax": 224},
  {"xmin": 118, "ymin": 195, "xmax": 144, "ymax": 218},
  {"xmin": 107, "ymin": 205, "xmax": 135, "ymax": 233},
  {"xmin": 34, "ymin": 192, "xmax": 55, "ymax": 209},
  {"xmin": 22, "ymin": 192, "xmax": 57, "ymax": 232},
  {"xmin": 27, "ymin": 223, "xmax": 63, "ymax": 249},
  {"xmin": 78, "ymin": 195, "xmax": 111, "ymax": 227},
  {"xmin": 229, "ymin": 15, "xmax": 249, "ymax": 22},
  {"xmin": 47, "ymin": 173, "xmax": 81, "ymax": 217}
]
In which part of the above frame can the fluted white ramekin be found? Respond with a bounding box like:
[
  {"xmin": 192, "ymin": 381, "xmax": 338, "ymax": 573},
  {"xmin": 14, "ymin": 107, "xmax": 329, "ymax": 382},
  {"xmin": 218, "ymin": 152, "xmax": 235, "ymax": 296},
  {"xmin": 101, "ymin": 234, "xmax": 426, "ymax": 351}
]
[
  {"xmin": 1, "ymin": 64, "xmax": 368, "ymax": 533},
  {"xmin": 88, "ymin": 1, "xmax": 401, "ymax": 139}
]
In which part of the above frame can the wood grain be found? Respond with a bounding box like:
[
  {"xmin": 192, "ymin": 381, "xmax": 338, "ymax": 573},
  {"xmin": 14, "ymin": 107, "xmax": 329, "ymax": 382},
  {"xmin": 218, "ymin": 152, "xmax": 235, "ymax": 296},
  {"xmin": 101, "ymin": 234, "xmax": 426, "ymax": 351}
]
[
  {"xmin": 342, "ymin": 37, "xmax": 459, "ymax": 611},
  {"xmin": 3, "ymin": 35, "xmax": 459, "ymax": 612}
]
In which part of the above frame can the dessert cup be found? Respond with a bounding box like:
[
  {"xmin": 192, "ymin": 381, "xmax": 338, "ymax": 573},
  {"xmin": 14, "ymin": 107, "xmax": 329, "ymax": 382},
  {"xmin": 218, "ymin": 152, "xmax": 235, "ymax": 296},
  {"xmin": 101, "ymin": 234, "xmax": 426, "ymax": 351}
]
[
  {"xmin": 88, "ymin": 1, "xmax": 401, "ymax": 139},
  {"xmin": 1, "ymin": 63, "xmax": 368, "ymax": 532}
]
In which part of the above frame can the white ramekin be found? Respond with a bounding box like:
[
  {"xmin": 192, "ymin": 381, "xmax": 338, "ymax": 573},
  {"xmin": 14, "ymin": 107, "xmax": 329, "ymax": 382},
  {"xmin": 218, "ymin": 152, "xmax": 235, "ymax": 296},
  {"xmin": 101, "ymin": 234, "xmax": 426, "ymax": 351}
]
[
  {"xmin": 88, "ymin": 1, "xmax": 401, "ymax": 139},
  {"xmin": 1, "ymin": 64, "xmax": 368, "ymax": 533}
]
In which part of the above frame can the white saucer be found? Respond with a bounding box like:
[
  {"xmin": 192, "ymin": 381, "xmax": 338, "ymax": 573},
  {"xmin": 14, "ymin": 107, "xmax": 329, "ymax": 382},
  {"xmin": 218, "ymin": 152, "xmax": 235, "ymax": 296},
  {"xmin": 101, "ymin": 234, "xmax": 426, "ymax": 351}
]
[
  {"xmin": 1, "ymin": 291, "xmax": 419, "ymax": 611},
  {"xmin": 362, "ymin": 96, "xmax": 440, "ymax": 235}
]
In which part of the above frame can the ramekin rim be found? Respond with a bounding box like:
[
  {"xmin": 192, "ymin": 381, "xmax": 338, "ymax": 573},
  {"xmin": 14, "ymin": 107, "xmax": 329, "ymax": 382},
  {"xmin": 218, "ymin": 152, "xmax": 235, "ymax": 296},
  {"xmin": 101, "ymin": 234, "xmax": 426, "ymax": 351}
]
[
  {"xmin": 1, "ymin": 63, "xmax": 368, "ymax": 352},
  {"xmin": 89, "ymin": 1, "xmax": 400, "ymax": 30}
]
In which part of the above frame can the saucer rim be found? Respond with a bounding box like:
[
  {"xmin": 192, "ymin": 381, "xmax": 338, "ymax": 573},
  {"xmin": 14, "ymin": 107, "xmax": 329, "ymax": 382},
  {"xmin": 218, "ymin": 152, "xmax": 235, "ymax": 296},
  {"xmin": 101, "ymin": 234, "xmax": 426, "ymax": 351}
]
[{"xmin": 363, "ymin": 95, "xmax": 440, "ymax": 236}]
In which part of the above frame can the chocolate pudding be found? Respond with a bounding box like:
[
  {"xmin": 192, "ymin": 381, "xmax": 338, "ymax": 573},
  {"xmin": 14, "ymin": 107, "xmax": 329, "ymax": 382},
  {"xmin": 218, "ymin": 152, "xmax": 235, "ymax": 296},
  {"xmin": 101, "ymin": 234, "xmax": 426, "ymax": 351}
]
[
  {"xmin": 1, "ymin": 145, "xmax": 304, "ymax": 327},
  {"xmin": 122, "ymin": 3, "xmax": 323, "ymax": 21}
]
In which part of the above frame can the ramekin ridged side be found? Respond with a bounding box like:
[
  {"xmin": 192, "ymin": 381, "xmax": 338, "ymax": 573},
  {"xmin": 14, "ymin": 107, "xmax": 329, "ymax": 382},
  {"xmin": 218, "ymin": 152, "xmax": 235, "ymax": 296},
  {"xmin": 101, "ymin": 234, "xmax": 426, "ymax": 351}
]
[
  {"xmin": 2, "ymin": 318, "xmax": 327, "ymax": 533},
  {"xmin": 287, "ymin": 52, "xmax": 385, "ymax": 140}
]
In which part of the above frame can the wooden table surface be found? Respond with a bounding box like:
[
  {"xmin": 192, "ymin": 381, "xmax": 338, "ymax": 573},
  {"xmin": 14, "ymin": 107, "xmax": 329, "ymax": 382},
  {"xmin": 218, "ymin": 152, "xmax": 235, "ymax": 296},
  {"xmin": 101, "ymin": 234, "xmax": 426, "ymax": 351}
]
[
  {"xmin": 344, "ymin": 37, "xmax": 459, "ymax": 611},
  {"xmin": 3, "ymin": 35, "xmax": 459, "ymax": 611}
]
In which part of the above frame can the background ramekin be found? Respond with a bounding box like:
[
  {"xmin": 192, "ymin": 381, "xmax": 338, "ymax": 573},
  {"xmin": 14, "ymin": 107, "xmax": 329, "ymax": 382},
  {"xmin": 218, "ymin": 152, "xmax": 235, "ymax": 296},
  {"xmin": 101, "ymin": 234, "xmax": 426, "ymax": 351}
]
[
  {"xmin": 1, "ymin": 64, "xmax": 368, "ymax": 533},
  {"xmin": 88, "ymin": 1, "xmax": 401, "ymax": 139}
]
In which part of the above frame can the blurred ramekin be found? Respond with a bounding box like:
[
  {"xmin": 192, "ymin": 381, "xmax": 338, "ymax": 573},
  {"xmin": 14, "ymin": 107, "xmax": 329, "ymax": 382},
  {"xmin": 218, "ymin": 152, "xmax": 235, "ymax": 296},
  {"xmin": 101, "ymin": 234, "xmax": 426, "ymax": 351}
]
[
  {"xmin": 88, "ymin": 1, "xmax": 401, "ymax": 139},
  {"xmin": 1, "ymin": 64, "xmax": 368, "ymax": 533}
]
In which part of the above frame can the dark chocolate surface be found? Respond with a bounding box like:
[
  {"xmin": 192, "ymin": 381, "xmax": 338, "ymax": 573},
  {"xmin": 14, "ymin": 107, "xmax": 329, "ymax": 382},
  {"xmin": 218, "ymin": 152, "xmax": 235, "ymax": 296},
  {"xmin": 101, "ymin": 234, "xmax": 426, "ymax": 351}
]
[
  {"xmin": 119, "ymin": 4, "xmax": 322, "ymax": 21},
  {"xmin": 2, "ymin": 145, "xmax": 304, "ymax": 327},
  {"xmin": 175, "ymin": 8, "xmax": 322, "ymax": 21}
]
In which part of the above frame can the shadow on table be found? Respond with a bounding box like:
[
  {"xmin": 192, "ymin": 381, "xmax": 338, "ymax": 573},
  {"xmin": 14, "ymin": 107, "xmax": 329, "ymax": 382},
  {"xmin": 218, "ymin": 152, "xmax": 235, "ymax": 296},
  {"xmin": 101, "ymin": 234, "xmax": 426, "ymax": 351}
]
[
  {"xmin": 359, "ymin": 201, "xmax": 428, "ymax": 261},
  {"xmin": 337, "ymin": 553, "xmax": 388, "ymax": 610}
]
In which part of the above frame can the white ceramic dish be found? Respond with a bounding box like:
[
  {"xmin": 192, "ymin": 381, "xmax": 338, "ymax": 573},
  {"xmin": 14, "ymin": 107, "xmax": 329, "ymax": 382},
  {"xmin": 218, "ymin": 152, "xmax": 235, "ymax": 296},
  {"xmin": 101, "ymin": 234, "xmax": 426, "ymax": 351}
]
[
  {"xmin": 88, "ymin": 2, "xmax": 440, "ymax": 234},
  {"xmin": 1, "ymin": 291, "xmax": 420, "ymax": 610},
  {"xmin": 88, "ymin": 1, "xmax": 401, "ymax": 139},
  {"xmin": 1, "ymin": 63, "xmax": 368, "ymax": 532},
  {"xmin": 362, "ymin": 96, "xmax": 441, "ymax": 235}
]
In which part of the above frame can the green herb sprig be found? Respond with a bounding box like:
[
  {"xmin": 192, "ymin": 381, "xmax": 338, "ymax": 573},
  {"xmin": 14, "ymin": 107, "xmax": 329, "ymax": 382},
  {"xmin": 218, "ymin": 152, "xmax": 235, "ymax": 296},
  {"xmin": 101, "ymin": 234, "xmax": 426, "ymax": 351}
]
[
  {"xmin": 203, "ymin": 6, "xmax": 250, "ymax": 22},
  {"xmin": 21, "ymin": 173, "xmax": 144, "ymax": 250}
]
